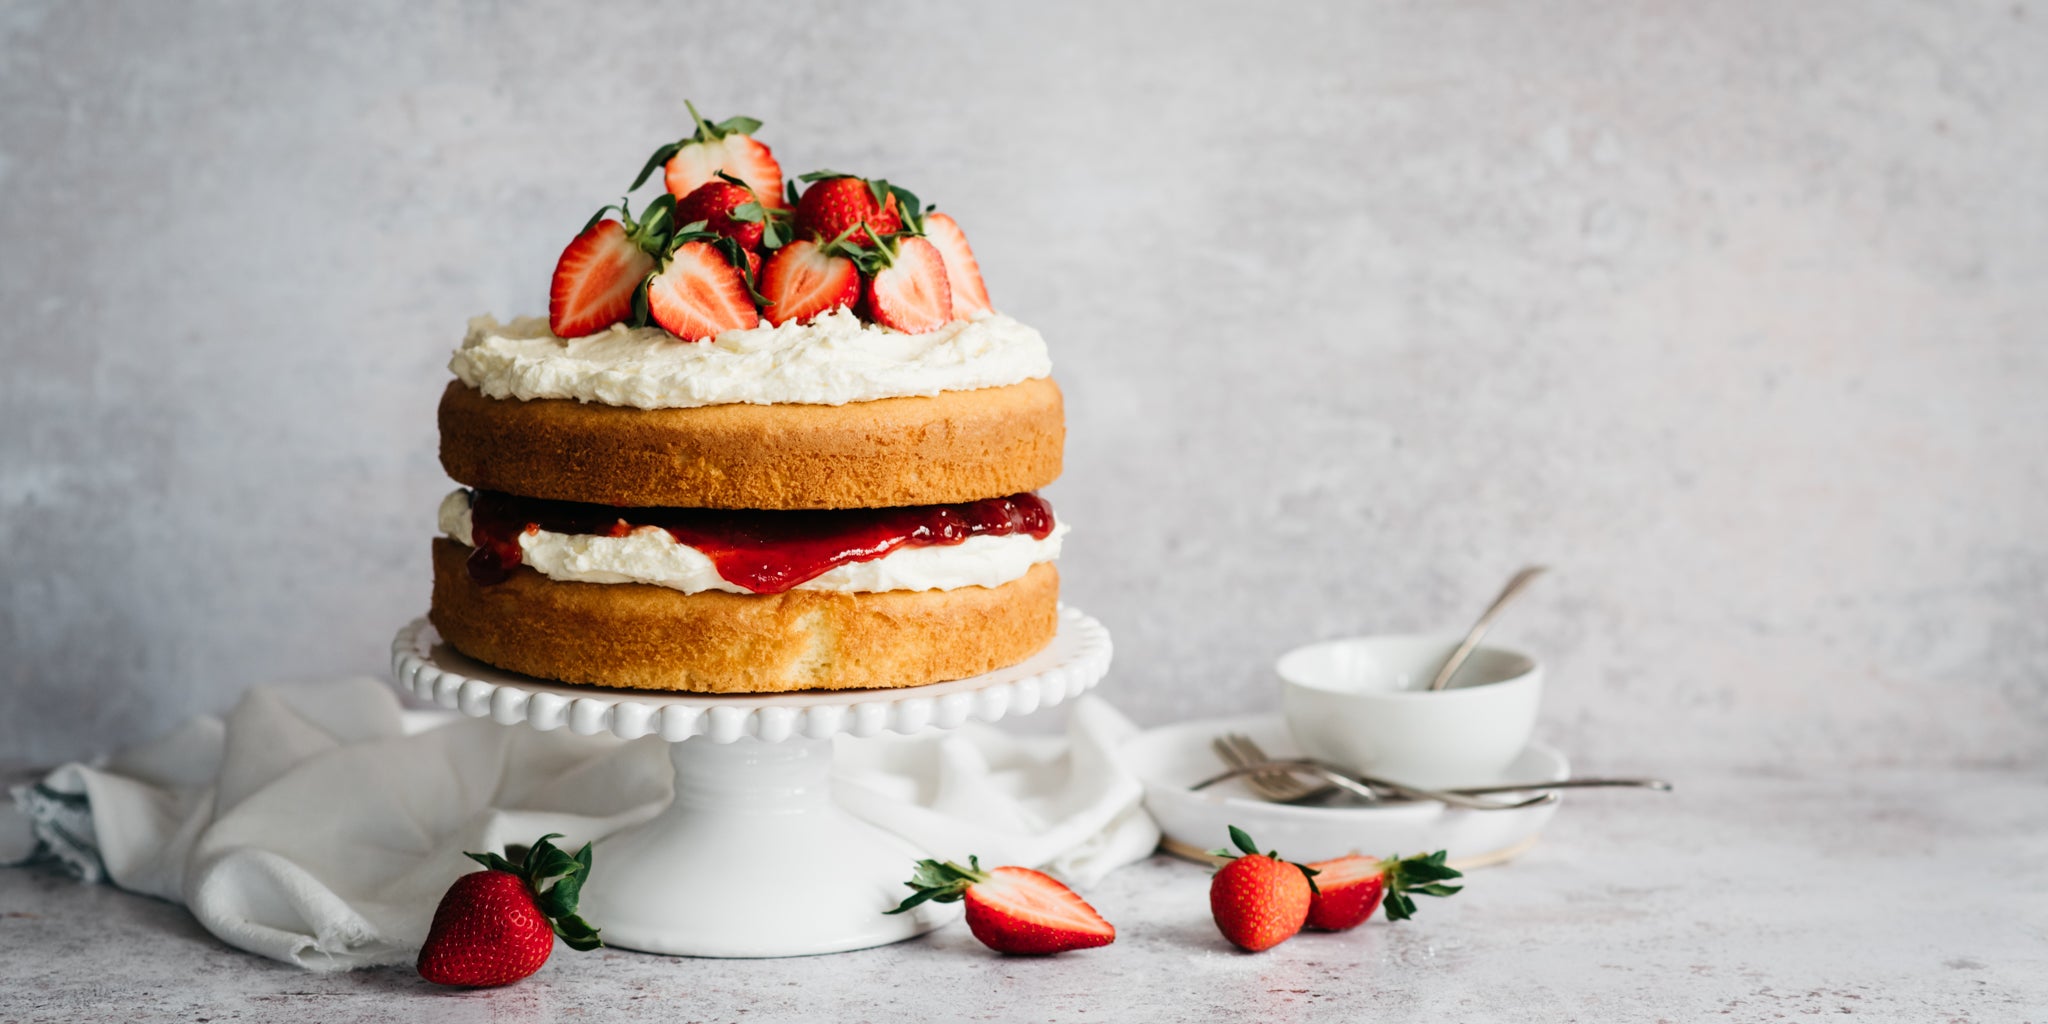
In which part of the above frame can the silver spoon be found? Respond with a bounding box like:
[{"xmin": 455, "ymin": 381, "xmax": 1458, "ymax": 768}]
[{"xmin": 1426, "ymin": 565, "xmax": 1549, "ymax": 691}]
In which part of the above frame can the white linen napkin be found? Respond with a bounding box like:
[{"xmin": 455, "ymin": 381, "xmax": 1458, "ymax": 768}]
[{"xmin": 2, "ymin": 677, "xmax": 1159, "ymax": 970}]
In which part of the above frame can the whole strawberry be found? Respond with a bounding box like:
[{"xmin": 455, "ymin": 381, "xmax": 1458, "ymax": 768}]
[
  {"xmin": 794, "ymin": 173, "xmax": 905, "ymax": 246},
  {"xmin": 886, "ymin": 856, "xmax": 1115, "ymax": 955},
  {"xmin": 1209, "ymin": 825, "xmax": 1318, "ymax": 952},
  {"xmin": 417, "ymin": 833, "xmax": 602, "ymax": 987},
  {"xmin": 1304, "ymin": 851, "xmax": 1463, "ymax": 931},
  {"xmin": 675, "ymin": 179, "xmax": 768, "ymax": 250}
]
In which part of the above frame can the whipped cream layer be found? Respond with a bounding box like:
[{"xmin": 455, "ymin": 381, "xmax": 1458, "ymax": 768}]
[
  {"xmin": 438, "ymin": 490, "xmax": 1063, "ymax": 595},
  {"xmin": 450, "ymin": 308, "xmax": 1051, "ymax": 410}
]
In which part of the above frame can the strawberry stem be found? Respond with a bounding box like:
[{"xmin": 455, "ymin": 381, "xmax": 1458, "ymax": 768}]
[
  {"xmin": 1379, "ymin": 850, "xmax": 1464, "ymax": 922},
  {"xmin": 885, "ymin": 856, "xmax": 992, "ymax": 915},
  {"xmin": 685, "ymin": 99, "xmax": 714, "ymax": 141},
  {"xmin": 1208, "ymin": 825, "xmax": 1321, "ymax": 894},
  {"xmin": 464, "ymin": 833, "xmax": 604, "ymax": 951}
]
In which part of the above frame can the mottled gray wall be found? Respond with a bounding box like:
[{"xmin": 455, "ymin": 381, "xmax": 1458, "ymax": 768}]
[{"xmin": 3, "ymin": 1, "xmax": 2042, "ymax": 770}]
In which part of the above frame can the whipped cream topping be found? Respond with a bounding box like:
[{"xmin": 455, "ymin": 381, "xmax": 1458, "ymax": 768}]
[
  {"xmin": 450, "ymin": 308, "xmax": 1051, "ymax": 410},
  {"xmin": 438, "ymin": 490, "xmax": 1063, "ymax": 595}
]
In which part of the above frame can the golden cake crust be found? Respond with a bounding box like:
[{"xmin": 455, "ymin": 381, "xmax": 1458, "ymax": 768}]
[
  {"xmin": 428, "ymin": 537, "xmax": 1059, "ymax": 693},
  {"xmin": 438, "ymin": 377, "xmax": 1064, "ymax": 509}
]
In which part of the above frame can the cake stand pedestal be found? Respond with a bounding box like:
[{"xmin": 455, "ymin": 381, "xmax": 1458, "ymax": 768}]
[{"xmin": 389, "ymin": 606, "xmax": 1112, "ymax": 958}]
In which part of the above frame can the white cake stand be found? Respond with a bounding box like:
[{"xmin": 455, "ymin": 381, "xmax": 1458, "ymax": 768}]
[{"xmin": 388, "ymin": 605, "xmax": 1112, "ymax": 958}]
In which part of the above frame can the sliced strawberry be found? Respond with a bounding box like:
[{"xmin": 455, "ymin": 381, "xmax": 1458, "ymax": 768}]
[
  {"xmin": 862, "ymin": 236, "xmax": 951, "ymax": 333},
  {"xmin": 549, "ymin": 219, "xmax": 657, "ymax": 338},
  {"xmin": 888, "ymin": 857, "xmax": 1115, "ymax": 955},
  {"xmin": 922, "ymin": 212, "xmax": 992, "ymax": 317},
  {"xmin": 1304, "ymin": 851, "xmax": 1462, "ymax": 930},
  {"xmin": 633, "ymin": 101, "xmax": 786, "ymax": 209},
  {"xmin": 675, "ymin": 180, "xmax": 765, "ymax": 250},
  {"xmin": 645, "ymin": 241, "xmax": 758, "ymax": 341},
  {"xmin": 758, "ymin": 239, "xmax": 859, "ymax": 326},
  {"xmin": 668, "ymin": 136, "xmax": 784, "ymax": 210},
  {"xmin": 795, "ymin": 175, "xmax": 902, "ymax": 246}
]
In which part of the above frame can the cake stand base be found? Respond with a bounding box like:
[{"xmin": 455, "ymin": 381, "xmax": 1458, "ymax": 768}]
[
  {"xmin": 389, "ymin": 606, "xmax": 1113, "ymax": 959},
  {"xmin": 578, "ymin": 736, "xmax": 956, "ymax": 957}
]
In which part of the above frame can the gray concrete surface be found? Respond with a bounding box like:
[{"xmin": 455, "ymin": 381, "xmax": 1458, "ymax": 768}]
[
  {"xmin": 8, "ymin": 0, "xmax": 2041, "ymax": 771},
  {"xmin": 4, "ymin": 761, "xmax": 2044, "ymax": 1021}
]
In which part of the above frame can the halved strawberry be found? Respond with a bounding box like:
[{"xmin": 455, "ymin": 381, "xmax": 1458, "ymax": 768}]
[
  {"xmin": 758, "ymin": 239, "xmax": 859, "ymax": 326},
  {"xmin": 923, "ymin": 211, "xmax": 992, "ymax": 317},
  {"xmin": 794, "ymin": 174, "xmax": 902, "ymax": 246},
  {"xmin": 675, "ymin": 180, "xmax": 766, "ymax": 250},
  {"xmin": 860, "ymin": 235, "xmax": 951, "ymax": 333},
  {"xmin": 548, "ymin": 201, "xmax": 674, "ymax": 338},
  {"xmin": 887, "ymin": 856, "xmax": 1115, "ymax": 955},
  {"xmin": 645, "ymin": 240, "xmax": 758, "ymax": 342},
  {"xmin": 1303, "ymin": 851, "xmax": 1463, "ymax": 931},
  {"xmin": 633, "ymin": 101, "xmax": 785, "ymax": 209}
]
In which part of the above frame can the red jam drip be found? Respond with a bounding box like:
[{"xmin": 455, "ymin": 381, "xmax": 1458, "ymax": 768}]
[{"xmin": 465, "ymin": 490, "xmax": 1055, "ymax": 594}]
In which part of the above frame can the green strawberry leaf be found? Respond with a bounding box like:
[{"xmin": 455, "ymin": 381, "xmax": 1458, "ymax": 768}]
[
  {"xmin": 1379, "ymin": 850, "xmax": 1463, "ymax": 922},
  {"xmin": 1227, "ymin": 825, "xmax": 1258, "ymax": 857},
  {"xmin": 631, "ymin": 142, "xmax": 683, "ymax": 191},
  {"xmin": 884, "ymin": 857, "xmax": 991, "ymax": 915},
  {"xmin": 711, "ymin": 114, "xmax": 762, "ymax": 137}
]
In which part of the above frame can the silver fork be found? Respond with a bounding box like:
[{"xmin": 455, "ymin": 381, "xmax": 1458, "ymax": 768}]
[
  {"xmin": 1209, "ymin": 733, "xmax": 1553, "ymax": 811},
  {"xmin": 1208, "ymin": 735, "xmax": 1321, "ymax": 802}
]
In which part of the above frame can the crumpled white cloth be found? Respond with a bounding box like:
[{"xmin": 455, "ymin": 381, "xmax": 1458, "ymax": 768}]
[{"xmin": 1, "ymin": 677, "xmax": 1159, "ymax": 970}]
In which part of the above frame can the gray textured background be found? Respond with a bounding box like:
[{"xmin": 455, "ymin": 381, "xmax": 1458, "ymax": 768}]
[{"xmin": 2, "ymin": 0, "xmax": 2043, "ymax": 771}]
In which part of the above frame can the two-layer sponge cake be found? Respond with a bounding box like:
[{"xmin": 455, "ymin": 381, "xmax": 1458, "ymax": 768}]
[{"xmin": 429, "ymin": 106, "xmax": 1064, "ymax": 693}]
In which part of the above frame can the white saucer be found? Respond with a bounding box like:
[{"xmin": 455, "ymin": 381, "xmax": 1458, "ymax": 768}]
[{"xmin": 1116, "ymin": 713, "xmax": 1567, "ymax": 866}]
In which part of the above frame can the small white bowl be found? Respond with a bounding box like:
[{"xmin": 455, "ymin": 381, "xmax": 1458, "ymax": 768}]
[{"xmin": 1278, "ymin": 632, "xmax": 1542, "ymax": 788}]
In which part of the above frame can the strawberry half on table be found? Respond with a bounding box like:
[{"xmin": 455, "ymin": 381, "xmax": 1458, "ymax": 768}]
[
  {"xmin": 1304, "ymin": 850, "xmax": 1463, "ymax": 930},
  {"xmin": 886, "ymin": 856, "xmax": 1115, "ymax": 955},
  {"xmin": 416, "ymin": 833, "xmax": 602, "ymax": 988}
]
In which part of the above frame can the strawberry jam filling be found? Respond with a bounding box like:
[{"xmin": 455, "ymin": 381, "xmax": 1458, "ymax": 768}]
[{"xmin": 465, "ymin": 490, "xmax": 1055, "ymax": 594}]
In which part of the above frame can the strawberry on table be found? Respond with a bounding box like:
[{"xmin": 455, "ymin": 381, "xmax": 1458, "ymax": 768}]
[
  {"xmin": 886, "ymin": 856, "xmax": 1115, "ymax": 955},
  {"xmin": 416, "ymin": 833, "xmax": 601, "ymax": 988},
  {"xmin": 1304, "ymin": 851, "xmax": 1463, "ymax": 930},
  {"xmin": 645, "ymin": 238, "xmax": 760, "ymax": 341},
  {"xmin": 856, "ymin": 233, "xmax": 952, "ymax": 334},
  {"xmin": 634, "ymin": 100, "xmax": 786, "ymax": 209},
  {"xmin": 922, "ymin": 211, "xmax": 992, "ymax": 317},
  {"xmin": 794, "ymin": 173, "xmax": 905, "ymax": 246},
  {"xmin": 758, "ymin": 238, "xmax": 860, "ymax": 326},
  {"xmin": 1208, "ymin": 825, "xmax": 1318, "ymax": 952},
  {"xmin": 548, "ymin": 196, "xmax": 677, "ymax": 338}
]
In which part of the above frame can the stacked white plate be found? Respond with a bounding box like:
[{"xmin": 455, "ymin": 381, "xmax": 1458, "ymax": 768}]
[{"xmin": 1116, "ymin": 713, "xmax": 1567, "ymax": 866}]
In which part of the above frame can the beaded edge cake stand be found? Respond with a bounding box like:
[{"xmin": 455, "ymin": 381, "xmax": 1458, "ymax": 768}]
[{"xmin": 389, "ymin": 605, "xmax": 1112, "ymax": 958}]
